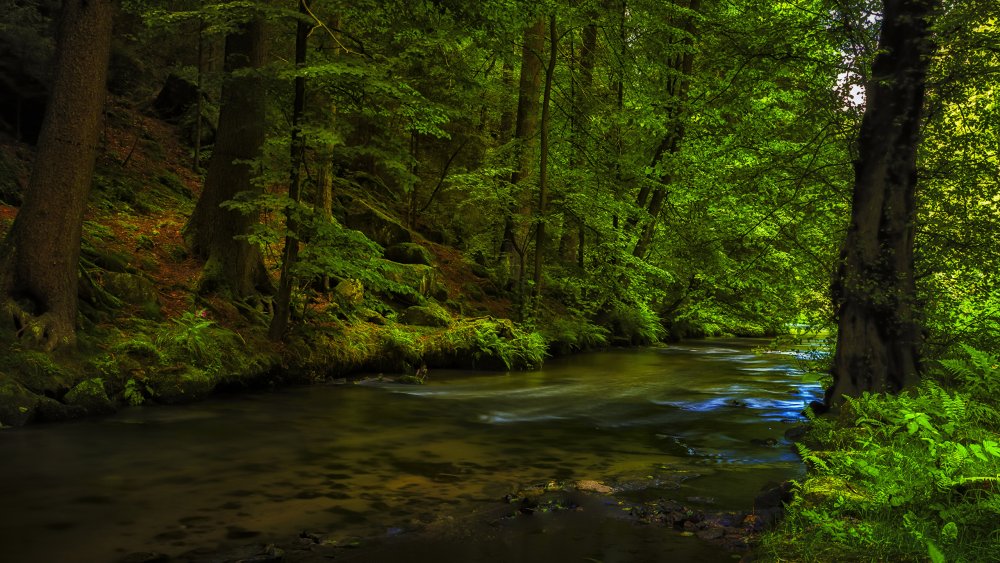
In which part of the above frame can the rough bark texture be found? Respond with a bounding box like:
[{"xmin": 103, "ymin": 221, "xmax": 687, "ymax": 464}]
[
  {"xmin": 500, "ymin": 17, "xmax": 546, "ymax": 290},
  {"xmin": 531, "ymin": 15, "xmax": 558, "ymax": 303},
  {"xmin": 185, "ymin": 19, "xmax": 270, "ymax": 299},
  {"xmin": 0, "ymin": 0, "xmax": 114, "ymax": 350},
  {"xmin": 825, "ymin": 0, "xmax": 938, "ymax": 409}
]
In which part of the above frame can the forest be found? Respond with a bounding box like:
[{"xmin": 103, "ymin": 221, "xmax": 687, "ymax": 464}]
[{"xmin": 0, "ymin": 0, "xmax": 999, "ymax": 561}]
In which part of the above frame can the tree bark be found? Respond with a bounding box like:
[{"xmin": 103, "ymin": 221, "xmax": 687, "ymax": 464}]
[
  {"xmin": 0, "ymin": 0, "xmax": 114, "ymax": 350},
  {"xmin": 825, "ymin": 0, "xmax": 939, "ymax": 409},
  {"xmin": 185, "ymin": 18, "xmax": 271, "ymax": 299},
  {"xmin": 532, "ymin": 15, "xmax": 558, "ymax": 305},
  {"xmin": 269, "ymin": 1, "xmax": 310, "ymax": 340},
  {"xmin": 500, "ymin": 16, "xmax": 546, "ymax": 299},
  {"xmin": 632, "ymin": 0, "xmax": 700, "ymax": 259}
]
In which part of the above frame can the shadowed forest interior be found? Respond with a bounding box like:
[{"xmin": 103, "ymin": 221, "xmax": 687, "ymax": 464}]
[{"xmin": 0, "ymin": 0, "xmax": 998, "ymax": 562}]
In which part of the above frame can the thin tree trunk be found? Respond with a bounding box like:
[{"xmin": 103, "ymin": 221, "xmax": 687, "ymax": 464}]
[
  {"xmin": 501, "ymin": 17, "xmax": 546, "ymax": 302},
  {"xmin": 632, "ymin": 0, "xmax": 700, "ymax": 259},
  {"xmin": 532, "ymin": 15, "xmax": 558, "ymax": 305},
  {"xmin": 194, "ymin": 7, "xmax": 205, "ymax": 172},
  {"xmin": 185, "ymin": 18, "xmax": 271, "ymax": 299},
  {"xmin": 824, "ymin": 0, "xmax": 938, "ymax": 409},
  {"xmin": 269, "ymin": 1, "xmax": 309, "ymax": 340},
  {"xmin": 0, "ymin": 0, "xmax": 114, "ymax": 350}
]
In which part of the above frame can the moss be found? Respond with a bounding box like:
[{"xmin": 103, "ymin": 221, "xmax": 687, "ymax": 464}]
[
  {"xmin": 0, "ymin": 349, "xmax": 76, "ymax": 396},
  {"xmin": 384, "ymin": 242, "xmax": 434, "ymax": 266},
  {"xmin": 400, "ymin": 303, "xmax": 452, "ymax": 327},
  {"xmin": 0, "ymin": 374, "xmax": 40, "ymax": 427},
  {"xmin": 64, "ymin": 377, "xmax": 115, "ymax": 415},
  {"xmin": 148, "ymin": 367, "xmax": 215, "ymax": 404}
]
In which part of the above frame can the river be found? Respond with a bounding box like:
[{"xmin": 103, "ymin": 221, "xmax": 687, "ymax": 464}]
[{"xmin": 0, "ymin": 338, "xmax": 822, "ymax": 562}]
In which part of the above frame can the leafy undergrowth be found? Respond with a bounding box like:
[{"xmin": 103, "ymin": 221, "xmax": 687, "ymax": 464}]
[{"xmin": 759, "ymin": 346, "xmax": 1000, "ymax": 562}]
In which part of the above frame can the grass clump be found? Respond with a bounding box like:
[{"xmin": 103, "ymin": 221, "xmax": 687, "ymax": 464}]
[{"xmin": 759, "ymin": 346, "xmax": 1000, "ymax": 562}]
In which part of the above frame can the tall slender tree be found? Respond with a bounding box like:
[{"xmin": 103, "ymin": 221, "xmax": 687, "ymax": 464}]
[
  {"xmin": 824, "ymin": 0, "xmax": 940, "ymax": 409},
  {"xmin": 500, "ymin": 16, "xmax": 546, "ymax": 298},
  {"xmin": 0, "ymin": 0, "xmax": 114, "ymax": 350},
  {"xmin": 269, "ymin": 0, "xmax": 310, "ymax": 340},
  {"xmin": 532, "ymin": 14, "xmax": 558, "ymax": 305}
]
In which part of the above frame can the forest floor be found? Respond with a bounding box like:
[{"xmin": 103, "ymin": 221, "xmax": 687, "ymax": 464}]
[{"xmin": 0, "ymin": 98, "xmax": 553, "ymax": 428}]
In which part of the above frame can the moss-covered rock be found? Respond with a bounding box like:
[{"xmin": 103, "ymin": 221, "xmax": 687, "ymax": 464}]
[
  {"xmin": 64, "ymin": 377, "xmax": 116, "ymax": 415},
  {"xmin": 148, "ymin": 367, "xmax": 215, "ymax": 404},
  {"xmin": 0, "ymin": 374, "xmax": 40, "ymax": 427},
  {"xmin": 0, "ymin": 350, "xmax": 76, "ymax": 396},
  {"xmin": 384, "ymin": 242, "xmax": 433, "ymax": 266},
  {"xmin": 381, "ymin": 261, "xmax": 448, "ymax": 302},
  {"xmin": 343, "ymin": 197, "xmax": 412, "ymax": 247},
  {"xmin": 334, "ymin": 279, "xmax": 364, "ymax": 305},
  {"xmin": 401, "ymin": 304, "xmax": 452, "ymax": 327}
]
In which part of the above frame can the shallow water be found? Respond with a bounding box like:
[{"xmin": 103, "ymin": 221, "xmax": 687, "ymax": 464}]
[{"xmin": 0, "ymin": 338, "xmax": 822, "ymax": 562}]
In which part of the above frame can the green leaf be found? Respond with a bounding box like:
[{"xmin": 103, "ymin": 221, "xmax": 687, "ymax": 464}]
[{"xmin": 927, "ymin": 541, "xmax": 946, "ymax": 563}]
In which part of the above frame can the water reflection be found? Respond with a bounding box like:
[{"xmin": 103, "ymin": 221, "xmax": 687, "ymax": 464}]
[{"xmin": 0, "ymin": 338, "xmax": 821, "ymax": 562}]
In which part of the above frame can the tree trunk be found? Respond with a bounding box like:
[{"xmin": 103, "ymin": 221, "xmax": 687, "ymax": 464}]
[
  {"xmin": 185, "ymin": 18, "xmax": 271, "ymax": 299},
  {"xmin": 269, "ymin": 1, "xmax": 309, "ymax": 340},
  {"xmin": 632, "ymin": 0, "xmax": 700, "ymax": 259},
  {"xmin": 532, "ymin": 15, "xmax": 558, "ymax": 306},
  {"xmin": 824, "ymin": 0, "xmax": 938, "ymax": 409},
  {"xmin": 500, "ymin": 17, "xmax": 546, "ymax": 302},
  {"xmin": 0, "ymin": 0, "xmax": 114, "ymax": 350},
  {"xmin": 560, "ymin": 20, "xmax": 598, "ymax": 266}
]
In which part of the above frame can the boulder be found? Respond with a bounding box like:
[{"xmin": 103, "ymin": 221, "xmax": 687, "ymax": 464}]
[
  {"xmin": 384, "ymin": 242, "xmax": 433, "ymax": 266},
  {"xmin": 343, "ymin": 197, "xmax": 411, "ymax": 247},
  {"xmin": 1, "ymin": 350, "xmax": 74, "ymax": 396},
  {"xmin": 64, "ymin": 378, "xmax": 116, "ymax": 415},
  {"xmin": 401, "ymin": 304, "xmax": 451, "ymax": 327},
  {"xmin": 334, "ymin": 279, "xmax": 364, "ymax": 306},
  {"xmin": 0, "ymin": 375, "xmax": 39, "ymax": 427},
  {"xmin": 381, "ymin": 261, "xmax": 447, "ymax": 302}
]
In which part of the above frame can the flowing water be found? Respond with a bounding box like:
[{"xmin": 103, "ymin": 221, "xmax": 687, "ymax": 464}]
[{"xmin": 0, "ymin": 339, "xmax": 822, "ymax": 563}]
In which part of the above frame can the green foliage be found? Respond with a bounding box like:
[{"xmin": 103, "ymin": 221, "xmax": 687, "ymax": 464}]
[
  {"xmin": 539, "ymin": 313, "xmax": 609, "ymax": 355},
  {"xmin": 438, "ymin": 318, "xmax": 547, "ymax": 370},
  {"xmin": 760, "ymin": 348, "xmax": 1000, "ymax": 562},
  {"xmin": 154, "ymin": 310, "xmax": 233, "ymax": 372}
]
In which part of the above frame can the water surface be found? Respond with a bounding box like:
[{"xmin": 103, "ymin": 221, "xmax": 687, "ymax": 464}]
[{"xmin": 0, "ymin": 338, "xmax": 821, "ymax": 562}]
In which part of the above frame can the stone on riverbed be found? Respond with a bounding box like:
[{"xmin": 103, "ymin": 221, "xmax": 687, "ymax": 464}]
[{"xmin": 575, "ymin": 480, "xmax": 614, "ymax": 494}]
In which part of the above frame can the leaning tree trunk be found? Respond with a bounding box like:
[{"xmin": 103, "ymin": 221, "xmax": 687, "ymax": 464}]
[
  {"xmin": 185, "ymin": 18, "xmax": 271, "ymax": 299},
  {"xmin": 0, "ymin": 0, "xmax": 114, "ymax": 351},
  {"xmin": 825, "ymin": 0, "xmax": 939, "ymax": 409}
]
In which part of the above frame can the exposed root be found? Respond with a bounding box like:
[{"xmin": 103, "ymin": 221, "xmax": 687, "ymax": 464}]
[{"xmin": 3, "ymin": 300, "xmax": 75, "ymax": 351}]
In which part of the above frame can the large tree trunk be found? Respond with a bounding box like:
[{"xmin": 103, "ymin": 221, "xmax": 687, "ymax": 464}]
[
  {"xmin": 825, "ymin": 0, "xmax": 939, "ymax": 409},
  {"xmin": 0, "ymin": 0, "xmax": 114, "ymax": 351},
  {"xmin": 500, "ymin": 17, "xmax": 546, "ymax": 302},
  {"xmin": 185, "ymin": 18, "xmax": 271, "ymax": 299}
]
